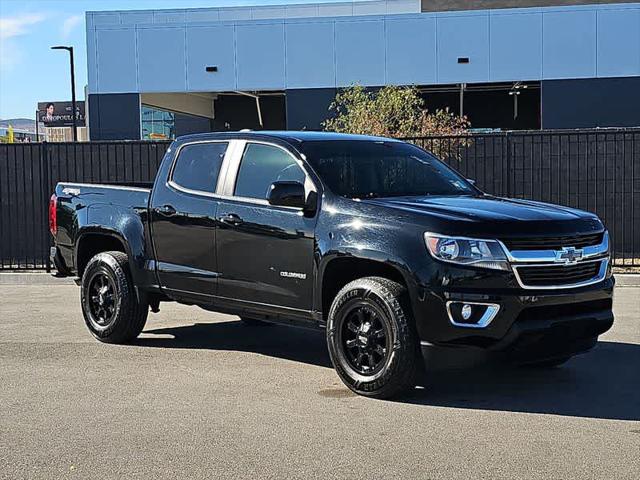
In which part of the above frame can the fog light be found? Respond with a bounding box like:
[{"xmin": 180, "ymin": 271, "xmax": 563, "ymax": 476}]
[{"xmin": 446, "ymin": 301, "xmax": 500, "ymax": 328}]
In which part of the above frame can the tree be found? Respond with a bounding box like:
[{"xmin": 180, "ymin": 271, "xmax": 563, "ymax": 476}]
[
  {"xmin": 322, "ymin": 85, "xmax": 469, "ymax": 138},
  {"xmin": 322, "ymin": 85, "xmax": 471, "ymax": 159}
]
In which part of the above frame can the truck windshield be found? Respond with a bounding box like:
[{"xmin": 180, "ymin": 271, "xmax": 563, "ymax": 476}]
[{"xmin": 302, "ymin": 140, "xmax": 477, "ymax": 199}]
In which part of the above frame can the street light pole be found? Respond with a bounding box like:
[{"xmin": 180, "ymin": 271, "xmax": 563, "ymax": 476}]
[{"xmin": 51, "ymin": 46, "xmax": 78, "ymax": 142}]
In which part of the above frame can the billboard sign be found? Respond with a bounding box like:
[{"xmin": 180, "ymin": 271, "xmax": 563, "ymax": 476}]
[{"xmin": 37, "ymin": 101, "xmax": 86, "ymax": 128}]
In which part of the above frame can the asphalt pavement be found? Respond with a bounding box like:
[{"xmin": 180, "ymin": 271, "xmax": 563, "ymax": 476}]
[{"xmin": 0, "ymin": 274, "xmax": 638, "ymax": 479}]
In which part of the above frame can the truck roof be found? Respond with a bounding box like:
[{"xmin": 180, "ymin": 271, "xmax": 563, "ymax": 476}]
[{"xmin": 175, "ymin": 130, "xmax": 402, "ymax": 145}]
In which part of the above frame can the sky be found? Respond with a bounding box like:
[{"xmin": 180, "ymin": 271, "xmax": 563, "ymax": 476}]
[{"xmin": 0, "ymin": 0, "xmax": 356, "ymax": 120}]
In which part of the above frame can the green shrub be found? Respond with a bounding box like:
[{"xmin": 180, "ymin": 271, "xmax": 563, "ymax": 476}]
[{"xmin": 322, "ymin": 85, "xmax": 470, "ymax": 138}]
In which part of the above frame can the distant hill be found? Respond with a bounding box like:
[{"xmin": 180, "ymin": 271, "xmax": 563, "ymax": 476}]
[{"xmin": 0, "ymin": 118, "xmax": 38, "ymax": 133}]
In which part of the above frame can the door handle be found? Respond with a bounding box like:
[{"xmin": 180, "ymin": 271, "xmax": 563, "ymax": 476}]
[
  {"xmin": 220, "ymin": 213, "xmax": 243, "ymax": 226},
  {"xmin": 156, "ymin": 204, "xmax": 177, "ymax": 217}
]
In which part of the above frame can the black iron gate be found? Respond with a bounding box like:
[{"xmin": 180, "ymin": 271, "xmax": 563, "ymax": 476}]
[
  {"xmin": 0, "ymin": 129, "xmax": 638, "ymax": 270},
  {"xmin": 0, "ymin": 141, "xmax": 170, "ymax": 270}
]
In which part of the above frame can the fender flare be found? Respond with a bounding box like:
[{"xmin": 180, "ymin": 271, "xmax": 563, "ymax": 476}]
[
  {"xmin": 74, "ymin": 226, "xmax": 133, "ymax": 271},
  {"xmin": 315, "ymin": 248, "xmax": 418, "ymax": 314}
]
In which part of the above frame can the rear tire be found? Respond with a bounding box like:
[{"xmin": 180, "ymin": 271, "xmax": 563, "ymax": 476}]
[
  {"xmin": 326, "ymin": 276, "xmax": 421, "ymax": 399},
  {"xmin": 81, "ymin": 251, "xmax": 148, "ymax": 344}
]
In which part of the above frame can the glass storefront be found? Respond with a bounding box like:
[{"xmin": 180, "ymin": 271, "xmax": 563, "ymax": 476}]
[{"xmin": 141, "ymin": 105, "xmax": 175, "ymax": 140}]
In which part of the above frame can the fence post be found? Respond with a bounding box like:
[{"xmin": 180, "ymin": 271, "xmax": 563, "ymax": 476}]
[
  {"xmin": 505, "ymin": 131, "xmax": 512, "ymax": 197},
  {"xmin": 43, "ymin": 142, "xmax": 51, "ymax": 273}
]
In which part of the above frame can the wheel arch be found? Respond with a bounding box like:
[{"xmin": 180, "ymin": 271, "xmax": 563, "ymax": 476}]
[
  {"xmin": 318, "ymin": 253, "xmax": 416, "ymax": 321},
  {"xmin": 75, "ymin": 228, "xmax": 130, "ymax": 279}
]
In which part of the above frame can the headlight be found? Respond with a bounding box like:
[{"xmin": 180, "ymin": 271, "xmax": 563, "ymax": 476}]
[{"xmin": 424, "ymin": 233, "xmax": 510, "ymax": 271}]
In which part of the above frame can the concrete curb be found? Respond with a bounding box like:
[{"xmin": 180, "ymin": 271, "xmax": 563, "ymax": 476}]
[
  {"xmin": 1, "ymin": 271, "xmax": 639, "ymax": 286},
  {"xmin": 0, "ymin": 273, "xmax": 76, "ymax": 285},
  {"xmin": 615, "ymin": 274, "xmax": 640, "ymax": 287}
]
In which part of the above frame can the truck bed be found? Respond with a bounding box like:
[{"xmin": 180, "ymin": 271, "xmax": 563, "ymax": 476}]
[
  {"xmin": 58, "ymin": 181, "xmax": 153, "ymax": 191},
  {"xmin": 53, "ymin": 181, "xmax": 152, "ymax": 256},
  {"xmin": 56, "ymin": 182, "xmax": 151, "ymax": 200}
]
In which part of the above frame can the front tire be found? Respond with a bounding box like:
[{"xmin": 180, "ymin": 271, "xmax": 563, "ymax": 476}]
[
  {"xmin": 81, "ymin": 251, "xmax": 148, "ymax": 344},
  {"xmin": 326, "ymin": 277, "xmax": 421, "ymax": 399}
]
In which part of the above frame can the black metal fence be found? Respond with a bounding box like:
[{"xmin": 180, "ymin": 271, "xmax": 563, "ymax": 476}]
[
  {"xmin": 404, "ymin": 128, "xmax": 640, "ymax": 268},
  {"xmin": 0, "ymin": 128, "xmax": 638, "ymax": 270},
  {"xmin": 0, "ymin": 141, "xmax": 170, "ymax": 270}
]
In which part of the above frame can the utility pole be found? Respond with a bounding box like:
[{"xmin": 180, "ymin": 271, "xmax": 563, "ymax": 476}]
[{"xmin": 51, "ymin": 46, "xmax": 78, "ymax": 141}]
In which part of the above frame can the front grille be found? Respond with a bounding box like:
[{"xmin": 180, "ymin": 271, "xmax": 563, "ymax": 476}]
[
  {"xmin": 501, "ymin": 232, "xmax": 604, "ymax": 251},
  {"xmin": 515, "ymin": 261, "xmax": 602, "ymax": 287}
]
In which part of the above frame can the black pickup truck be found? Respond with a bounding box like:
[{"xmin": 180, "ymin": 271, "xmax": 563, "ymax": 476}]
[{"xmin": 50, "ymin": 131, "xmax": 614, "ymax": 398}]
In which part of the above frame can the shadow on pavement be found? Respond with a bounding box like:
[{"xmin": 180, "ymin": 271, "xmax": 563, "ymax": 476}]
[
  {"xmin": 410, "ymin": 341, "xmax": 640, "ymax": 421},
  {"xmin": 136, "ymin": 320, "xmax": 333, "ymax": 368},
  {"xmin": 137, "ymin": 321, "xmax": 639, "ymax": 421}
]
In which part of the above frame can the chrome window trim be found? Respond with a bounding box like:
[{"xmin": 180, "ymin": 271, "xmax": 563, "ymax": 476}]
[
  {"xmin": 166, "ymin": 138, "xmax": 316, "ymax": 213},
  {"xmin": 167, "ymin": 180, "xmax": 220, "ymax": 199},
  {"xmin": 223, "ymin": 139, "xmax": 318, "ymax": 208},
  {"xmin": 204, "ymin": 191, "xmax": 305, "ymax": 213},
  {"xmin": 166, "ymin": 139, "xmax": 233, "ymax": 199},
  {"xmin": 512, "ymin": 257, "xmax": 609, "ymax": 290},
  {"xmin": 445, "ymin": 301, "xmax": 500, "ymax": 329},
  {"xmin": 220, "ymin": 139, "xmax": 247, "ymax": 196},
  {"xmin": 216, "ymin": 140, "xmax": 243, "ymax": 194}
]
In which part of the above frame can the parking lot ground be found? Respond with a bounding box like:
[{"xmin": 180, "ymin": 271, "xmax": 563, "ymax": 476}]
[{"xmin": 1, "ymin": 275, "xmax": 639, "ymax": 480}]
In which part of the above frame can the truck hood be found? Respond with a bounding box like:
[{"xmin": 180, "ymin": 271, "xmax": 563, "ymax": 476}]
[{"xmin": 363, "ymin": 195, "xmax": 604, "ymax": 236}]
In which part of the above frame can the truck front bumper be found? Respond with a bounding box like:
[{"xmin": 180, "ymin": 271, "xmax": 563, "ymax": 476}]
[{"xmin": 413, "ymin": 272, "xmax": 615, "ymax": 363}]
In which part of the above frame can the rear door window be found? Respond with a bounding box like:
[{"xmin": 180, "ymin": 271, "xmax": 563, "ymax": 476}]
[
  {"xmin": 171, "ymin": 142, "xmax": 228, "ymax": 194},
  {"xmin": 234, "ymin": 143, "xmax": 305, "ymax": 200}
]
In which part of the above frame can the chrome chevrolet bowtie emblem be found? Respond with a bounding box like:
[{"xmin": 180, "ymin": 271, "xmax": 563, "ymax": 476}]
[{"xmin": 556, "ymin": 247, "xmax": 584, "ymax": 264}]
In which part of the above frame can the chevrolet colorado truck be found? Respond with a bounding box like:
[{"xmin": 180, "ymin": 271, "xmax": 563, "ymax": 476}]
[{"xmin": 50, "ymin": 131, "xmax": 614, "ymax": 398}]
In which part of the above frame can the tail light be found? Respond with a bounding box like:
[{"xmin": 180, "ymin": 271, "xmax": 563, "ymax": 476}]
[{"xmin": 49, "ymin": 194, "xmax": 57, "ymax": 236}]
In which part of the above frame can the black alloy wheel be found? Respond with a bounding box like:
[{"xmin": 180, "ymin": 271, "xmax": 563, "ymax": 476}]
[
  {"xmin": 81, "ymin": 251, "xmax": 148, "ymax": 344},
  {"xmin": 326, "ymin": 276, "xmax": 422, "ymax": 399},
  {"xmin": 339, "ymin": 303, "xmax": 390, "ymax": 376},
  {"xmin": 86, "ymin": 271, "xmax": 118, "ymax": 329}
]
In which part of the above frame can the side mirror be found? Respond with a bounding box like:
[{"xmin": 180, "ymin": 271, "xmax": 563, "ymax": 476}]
[{"xmin": 268, "ymin": 181, "xmax": 307, "ymax": 209}]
